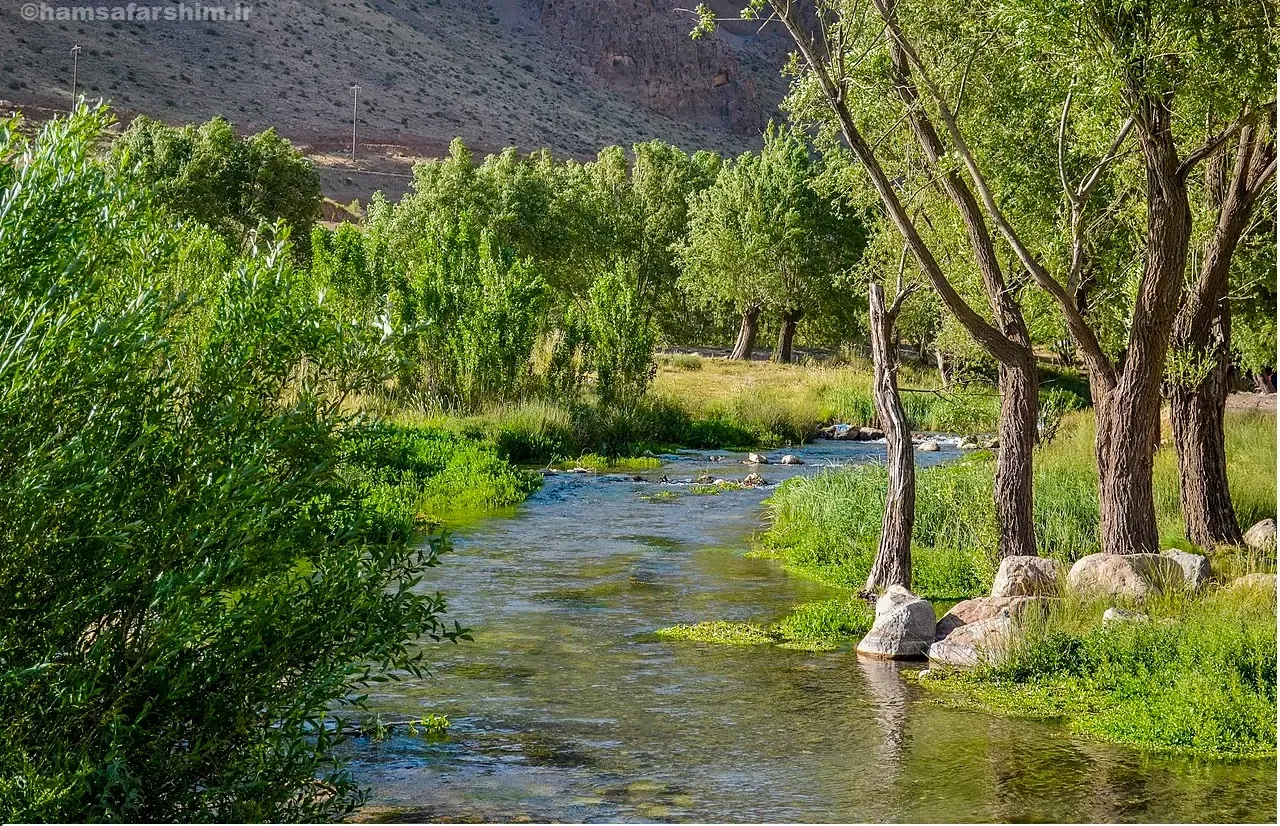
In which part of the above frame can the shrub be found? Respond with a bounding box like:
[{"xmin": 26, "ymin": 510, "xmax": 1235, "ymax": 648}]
[{"xmin": 0, "ymin": 108, "xmax": 458, "ymax": 821}]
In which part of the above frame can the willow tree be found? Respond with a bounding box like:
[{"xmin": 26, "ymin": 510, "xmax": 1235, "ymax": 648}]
[
  {"xmin": 865, "ymin": 252, "xmax": 919, "ymax": 592},
  {"xmin": 677, "ymin": 125, "xmax": 865, "ymax": 362},
  {"xmin": 1171, "ymin": 125, "xmax": 1275, "ymax": 547},
  {"xmin": 695, "ymin": 0, "xmax": 1275, "ymax": 555}
]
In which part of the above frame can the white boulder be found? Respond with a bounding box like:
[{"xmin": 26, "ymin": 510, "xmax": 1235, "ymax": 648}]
[
  {"xmin": 1243, "ymin": 519, "xmax": 1276, "ymax": 552},
  {"xmin": 990, "ymin": 556, "xmax": 1060, "ymax": 598},
  {"xmin": 928, "ymin": 616, "xmax": 1015, "ymax": 668},
  {"xmin": 1067, "ymin": 553, "xmax": 1183, "ymax": 600},
  {"xmin": 856, "ymin": 585, "xmax": 936, "ymax": 660},
  {"xmin": 1161, "ymin": 549, "xmax": 1212, "ymax": 591}
]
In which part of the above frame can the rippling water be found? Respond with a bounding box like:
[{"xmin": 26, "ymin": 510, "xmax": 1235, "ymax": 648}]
[{"xmin": 347, "ymin": 440, "xmax": 1277, "ymax": 823}]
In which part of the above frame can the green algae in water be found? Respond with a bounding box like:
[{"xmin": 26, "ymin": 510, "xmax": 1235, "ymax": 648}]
[{"xmin": 654, "ymin": 597, "xmax": 874, "ymax": 651}]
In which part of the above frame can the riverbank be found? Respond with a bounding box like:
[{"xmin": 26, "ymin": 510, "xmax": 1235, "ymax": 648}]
[{"xmin": 746, "ymin": 409, "xmax": 1277, "ymax": 757}]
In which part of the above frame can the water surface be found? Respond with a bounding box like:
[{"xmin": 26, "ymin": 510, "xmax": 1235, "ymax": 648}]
[{"xmin": 349, "ymin": 440, "xmax": 1277, "ymax": 823}]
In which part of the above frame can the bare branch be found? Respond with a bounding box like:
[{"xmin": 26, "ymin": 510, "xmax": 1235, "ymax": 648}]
[
  {"xmin": 1177, "ymin": 102, "xmax": 1276, "ymax": 181},
  {"xmin": 1057, "ymin": 87, "xmax": 1075, "ymax": 204}
]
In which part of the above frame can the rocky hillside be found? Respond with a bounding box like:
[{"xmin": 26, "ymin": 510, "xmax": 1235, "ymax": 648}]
[{"xmin": 2, "ymin": 0, "xmax": 793, "ymax": 158}]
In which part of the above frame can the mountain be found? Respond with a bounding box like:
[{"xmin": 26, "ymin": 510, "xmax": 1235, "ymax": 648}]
[{"xmin": 2, "ymin": 0, "xmax": 793, "ymax": 160}]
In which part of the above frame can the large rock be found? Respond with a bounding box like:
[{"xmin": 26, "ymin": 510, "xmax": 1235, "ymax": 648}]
[
  {"xmin": 855, "ymin": 427, "xmax": 885, "ymax": 441},
  {"xmin": 744, "ymin": 452, "xmax": 770, "ymax": 465},
  {"xmin": 1227, "ymin": 573, "xmax": 1277, "ymax": 594},
  {"xmin": 928, "ymin": 616, "xmax": 1015, "ymax": 668},
  {"xmin": 990, "ymin": 556, "xmax": 1060, "ymax": 598},
  {"xmin": 934, "ymin": 596, "xmax": 1049, "ymax": 641},
  {"xmin": 856, "ymin": 585, "xmax": 936, "ymax": 660},
  {"xmin": 1162, "ymin": 549, "xmax": 1212, "ymax": 591},
  {"xmin": 1067, "ymin": 553, "xmax": 1183, "ymax": 600},
  {"xmin": 1243, "ymin": 519, "xmax": 1277, "ymax": 552},
  {"xmin": 780, "ymin": 454, "xmax": 803, "ymax": 466},
  {"xmin": 917, "ymin": 439, "xmax": 941, "ymax": 452}
]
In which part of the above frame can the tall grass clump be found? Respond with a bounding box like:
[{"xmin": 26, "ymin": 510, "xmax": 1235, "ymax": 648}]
[
  {"xmin": 764, "ymin": 410, "xmax": 1277, "ymax": 596},
  {"xmin": 929, "ymin": 585, "xmax": 1277, "ymax": 756},
  {"xmin": 0, "ymin": 108, "xmax": 463, "ymax": 821}
]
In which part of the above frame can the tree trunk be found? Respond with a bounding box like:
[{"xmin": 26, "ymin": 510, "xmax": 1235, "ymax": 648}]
[
  {"xmin": 1096, "ymin": 117, "xmax": 1194, "ymax": 555},
  {"xmin": 996, "ymin": 354, "xmax": 1039, "ymax": 557},
  {"xmin": 865, "ymin": 283, "xmax": 915, "ymax": 592},
  {"xmin": 1169, "ymin": 125, "xmax": 1272, "ymax": 548},
  {"xmin": 729, "ymin": 306, "xmax": 761, "ymax": 361},
  {"xmin": 1171, "ymin": 306, "xmax": 1241, "ymax": 547},
  {"xmin": 772, "ymin": 310, "xmax": 802, "ymax": 363},
  {"xmin": 934, "ymin": 348, "xmax": 949, "ymax": 388}
]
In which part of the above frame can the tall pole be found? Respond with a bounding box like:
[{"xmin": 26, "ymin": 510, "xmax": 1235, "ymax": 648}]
[
  {"xmin": 70, "ymin": 45, "xmax": 81, "ymax": 112},
  {"xmin": 350, "ymin": 83, "xmax": 361, "ymax": 162}
]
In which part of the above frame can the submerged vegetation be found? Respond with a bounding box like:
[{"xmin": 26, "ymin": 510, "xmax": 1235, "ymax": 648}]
[{"xmin": 655, "ymin": 596, "xmax": 875, "ymax": 652}]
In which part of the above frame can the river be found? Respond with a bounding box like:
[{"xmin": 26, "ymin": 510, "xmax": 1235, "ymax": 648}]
[{"xmin": 348, "ymin": 439, "xmax": 1277, "ymax": 823}]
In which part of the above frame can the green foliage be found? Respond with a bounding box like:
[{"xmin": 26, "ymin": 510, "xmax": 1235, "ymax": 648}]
[
  {"xmin": 765, "ymin": 411, "xmax": 1278, "ymax": 598},
  {"xmin": 927, "ymin": 586, "xmax": 1277, "ymax": 757},
  {"xmin": 677, "ymin": 123, "xmax": 867, "ymax": 340},
  {"xmin": 112, "ymin": 115, "xmax": 322, "ymax": 258},
  {"xmin": 586, "ymin": 260, "xmax": 658, "ymax": 409},
  {"xmin": 391, "ymin": 219, "xmax": 548, "ymax": 408},
  {"xmin": 655, "ymin": 596, "xmax": 874, "ymax": 652},
  {"xmin": 0, "ymin": 109, "xmax": 461, "ymax": 820}
]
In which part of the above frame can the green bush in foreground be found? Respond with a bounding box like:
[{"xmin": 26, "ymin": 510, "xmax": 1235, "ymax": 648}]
[
  {"xmin": 923, "ymin": 586, "xmax": 1277, "ymax": 757},
  {"xmin": 0, "ymin": 108, "xmax": 461, "ymax": 821}
]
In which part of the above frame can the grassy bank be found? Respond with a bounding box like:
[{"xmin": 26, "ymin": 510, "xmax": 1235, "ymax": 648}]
[
  {"xmin": 761, "ymin": 410, "xmax": 1278, "ymax": 599},
  {"xmin": 373, "ymin": 356, "xmax": 1086, "ymax": 468},
  {"xmin": 756, "ymin": 408, "xmax": 1277, "ymax": 757},
  {"xmin": 343, "ymin": 423, "xmax": 542, "ymax": 532},
  {"xmin": 919, "ymin": 583, "xmax": 1277, "ymax": 757}
]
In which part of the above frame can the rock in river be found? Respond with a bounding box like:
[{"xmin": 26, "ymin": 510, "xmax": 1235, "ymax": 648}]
[
  {"xmin": 744, "ymin": 452, "xmax": 770, "ymax": 465},
  {"xmin": 990, "ymin": 556, "xmax": 1060, "ymax": 598},
  {"xmin": 933, "ymin": 595, "xmax": 1049, "ymax": 641},
  {"xmin": 780, "ymin": 454, "xmax": 803, "ymax": 465},
  {"xmin": 742, "ymin": 473, "xmax": 767, "ymax": 488},
  {"xmin": 1067, "ymin": 553, "xmax": 1182, "ymax": 600},
  {"xmin": 856, "ymin": 585, "xmax": 935, "ymax": 660},
  {"xmin": 917, "ymin": 439, "xmax": 940, "ymax": 452}
]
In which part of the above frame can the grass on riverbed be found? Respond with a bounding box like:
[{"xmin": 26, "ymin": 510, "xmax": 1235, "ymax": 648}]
[
  {"xmin": 917, "ymin": 583, "xmax": 1277, "ymax": 757},
  {"xmin": 655, "ymin": 596, "xmax": 875, "ymax": 652},
  {"xmin": 762, "ymin": 410, "xmax": 1278, "ymax": 599}
]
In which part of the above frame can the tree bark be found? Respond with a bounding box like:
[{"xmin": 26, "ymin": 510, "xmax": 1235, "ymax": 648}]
[
  {"xmin": 1170, "ymin": 124, "xmax": 1273, "ymax": 547},
  {"xmin": 865, "ymin": 283, "xmax": 915, "ymax": 592},
  {"xmin": 1096, "ymin": 105, "xmax": 1194, "ymax": 555},
  {"xmin": 773, "ymin": 310, "xmax": 802, "ymax": 363},
  {"xmin": 934, "ymin": 348, "xmax": 949, "ymax": 389},
  {"xmin": 729, "ymin": 305, "xmax": 761, "ymax": 361},
  {"xmin": 996, "ymin": 354, "xmax": 1039, "ymax": 558}
]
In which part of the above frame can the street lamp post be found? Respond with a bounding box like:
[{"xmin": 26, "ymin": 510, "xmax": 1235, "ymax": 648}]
[
  {"xmin": 70, "ymin": 45, "xmax": 81, "ymax": 112},
  {"xmin": 350, "ymin": 83, "xmax": 362, "ymax": 162}
]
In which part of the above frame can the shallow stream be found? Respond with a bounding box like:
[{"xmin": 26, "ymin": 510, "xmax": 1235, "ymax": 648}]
[{"xmin": 350, "ymin": 440, "xmax": 1276, "ymax": 823}]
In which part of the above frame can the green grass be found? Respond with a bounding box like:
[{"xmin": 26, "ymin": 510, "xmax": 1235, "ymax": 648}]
[
  {"xmin": 654, "ymin": 596, "xmax": 875, "ymax": 652},
  {"xmin": 919, "ymin": 585, "xmax": 1277, "ymax": 757},
  {"xmin": 763, "ymin": 410, "xmax": 1278, "ymax": 599},
  {"xmin": 343, "ymin": 423, "xmax": 543, "ymax": 531}
]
